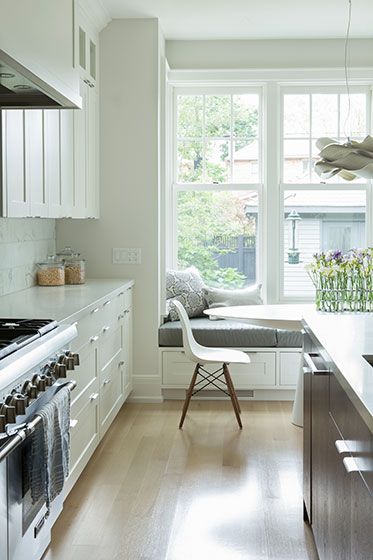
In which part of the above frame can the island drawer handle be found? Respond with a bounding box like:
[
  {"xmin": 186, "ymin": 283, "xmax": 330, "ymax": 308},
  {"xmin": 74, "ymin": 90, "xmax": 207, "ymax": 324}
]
[
  {"xmin": 342, "ymin": 456, "xmax": 359, "ymax": 474},
  {"xmin": 103, "ymin": 379, "xmax": 111, "ymax": 386},
  {"xmin": 90, "ymin": 393, "xmax": 99, "ymax": 401},
  {"xmin": 103, "ymin": 300, "xmax": 111, "ymax": 307},
  {"xmin": 90, "ymin": 335, "xmax": 99, "ymax": 343},
  {"xmin": 335, "ymin": 440, "xmax": 350, "ymax": 454},
  {"xmin": 102, "ymin": 326, "xmax": 110, "ymax": 333},
  {"xmin": 91, "ymin": 307, "xmax": 99, "ymax": 314},
  {"xmin": 303, "ymin": 352, "xmax": 329, "ymax": 375}
]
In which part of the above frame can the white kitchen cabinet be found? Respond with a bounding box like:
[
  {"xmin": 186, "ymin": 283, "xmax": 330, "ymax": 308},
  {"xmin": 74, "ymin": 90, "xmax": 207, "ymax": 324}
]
[
  {"xmin": 2, "ymin": 111, "xmax": 27, "ymax": 217},
  {"xmin": 25, "ymin": 111, "xmax": 48, "ymax": 218},
  {"xmin": 60, "ymin": 110, "xmax": 75, "ymax": 215},
  {"xmin": 44, "ymin": 110, "xmax": 62, "ymax": 218},
  {"xmin": 73, "ymin": 78, "xmax": 99, "ymax": 218},
  {"xmin": 63, "ymin": 284, "xmax": 133, "ymax": 496}
]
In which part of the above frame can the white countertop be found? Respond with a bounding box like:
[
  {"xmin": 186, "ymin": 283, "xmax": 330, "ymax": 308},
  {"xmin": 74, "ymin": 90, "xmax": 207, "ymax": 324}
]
[
  {"xmin": 303, "ymin": 311, "xmax": 373, "ymax": 432},
  {"xmin": 0, "ymin": 279, "xmax": 134, "ymax": 323}
]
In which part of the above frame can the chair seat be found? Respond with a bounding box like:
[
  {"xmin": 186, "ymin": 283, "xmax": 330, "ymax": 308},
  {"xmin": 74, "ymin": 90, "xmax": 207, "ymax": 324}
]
[{"xmin": 192, "ymin": 346, "xmax": 250, "ymax": 365}]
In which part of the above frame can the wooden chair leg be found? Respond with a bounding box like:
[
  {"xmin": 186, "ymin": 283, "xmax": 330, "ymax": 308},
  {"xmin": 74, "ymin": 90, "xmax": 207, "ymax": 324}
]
[
  {"xmin": 223, "ymin": 363, "xmax": 242, "ymax": 429},
  {"xmin": 179, "ymin": 363, "xmax": 199, "ymax": 429},
  {"xmin": 224, "ymin": 366, "xmax": 241, "ymax": 414}
]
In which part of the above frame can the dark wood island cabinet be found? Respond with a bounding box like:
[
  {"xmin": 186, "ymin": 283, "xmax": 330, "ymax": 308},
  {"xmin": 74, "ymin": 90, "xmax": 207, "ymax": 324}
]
[{"xmin": 303, "ymin": 324, "xmax": 373, "ymax": 560}]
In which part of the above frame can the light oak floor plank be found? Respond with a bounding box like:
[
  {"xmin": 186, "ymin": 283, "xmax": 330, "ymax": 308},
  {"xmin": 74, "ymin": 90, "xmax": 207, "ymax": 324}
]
[{"xmin": 44, "ymin": 401, "xmax": 318, "ymax": 560}]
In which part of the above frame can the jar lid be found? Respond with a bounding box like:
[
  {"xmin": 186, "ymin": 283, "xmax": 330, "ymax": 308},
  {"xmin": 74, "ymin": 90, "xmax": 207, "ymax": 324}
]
[{"xmin": 56, "ymin": 246, "xmax": 76, "ymax": 257}]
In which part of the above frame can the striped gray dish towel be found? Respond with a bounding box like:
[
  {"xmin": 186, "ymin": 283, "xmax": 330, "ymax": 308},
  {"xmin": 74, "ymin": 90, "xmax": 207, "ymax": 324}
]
[{"xmin": 29, "ymin": 385, "xmax": 71, "ymax": 508}]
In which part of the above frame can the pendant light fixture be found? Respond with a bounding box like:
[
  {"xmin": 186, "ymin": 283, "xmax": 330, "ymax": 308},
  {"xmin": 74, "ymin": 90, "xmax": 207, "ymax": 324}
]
[{"xmin": 315, "ymin": 0, "xmax": 373, "ymax": 181}]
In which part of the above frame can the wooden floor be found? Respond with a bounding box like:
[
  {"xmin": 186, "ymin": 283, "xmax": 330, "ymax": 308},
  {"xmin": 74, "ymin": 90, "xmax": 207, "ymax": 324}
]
[{"xmin": 45, "ymin": 400, "xmax": 318, "ymax": 560}]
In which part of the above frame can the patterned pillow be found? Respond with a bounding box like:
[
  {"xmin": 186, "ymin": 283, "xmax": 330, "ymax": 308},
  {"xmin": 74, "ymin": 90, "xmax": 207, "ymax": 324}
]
[{"xmin": 166, "ymin": 267, "xmax": 206, "ymax": 321}]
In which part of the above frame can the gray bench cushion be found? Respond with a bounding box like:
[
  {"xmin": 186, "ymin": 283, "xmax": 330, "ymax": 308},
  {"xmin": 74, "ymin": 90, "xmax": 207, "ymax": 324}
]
[
  {"xmin": 277, "ymin": 328, "xmax": 303, "ymax": 348},
  {"xmin": 159, "ymin": 318, "xmax": 278, "ymax": 348}
]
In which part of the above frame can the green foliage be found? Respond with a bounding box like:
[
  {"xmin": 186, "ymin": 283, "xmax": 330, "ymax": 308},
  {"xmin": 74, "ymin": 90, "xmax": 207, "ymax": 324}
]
[
  {"xmin": 177, "ymin": 94, "xmax": 258, "ymax": 183},
  {"xmin": 177, "ymin": 191, "xmax": 255, "ymax": 288}
]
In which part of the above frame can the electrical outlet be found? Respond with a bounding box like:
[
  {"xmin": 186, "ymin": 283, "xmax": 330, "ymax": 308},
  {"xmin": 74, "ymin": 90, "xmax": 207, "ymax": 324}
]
[{"xmin": 112, "ymin": 248, "xmax": 142, "ymax": 264}]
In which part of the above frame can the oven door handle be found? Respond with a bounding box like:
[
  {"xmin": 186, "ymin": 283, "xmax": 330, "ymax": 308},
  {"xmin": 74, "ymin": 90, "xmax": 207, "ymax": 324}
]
[{"xmin": 0, "ymin": 380, "xmax": 76, "ymax": 463}]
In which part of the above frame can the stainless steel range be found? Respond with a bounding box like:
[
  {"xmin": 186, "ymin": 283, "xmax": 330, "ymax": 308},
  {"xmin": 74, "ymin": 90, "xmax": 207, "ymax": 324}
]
[{"xmin": 0, "ymin": 318, "xmax": 79, "ymax": 560}]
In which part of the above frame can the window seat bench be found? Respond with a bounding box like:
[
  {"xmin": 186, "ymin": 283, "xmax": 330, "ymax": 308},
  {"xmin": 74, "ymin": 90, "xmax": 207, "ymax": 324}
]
[{"xmin": 159, "ymin": 318, "xmax": 302, "ymax": 400}]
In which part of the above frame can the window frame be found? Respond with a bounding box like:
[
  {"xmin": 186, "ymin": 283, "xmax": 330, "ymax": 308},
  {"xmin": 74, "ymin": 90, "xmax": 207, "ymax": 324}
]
[
  {"xmin": 165, "ymin": 71, "xmax": 373, "ymax": 310},
  {"xmin": 171, "ymin": 85, "xmax": 265, "ymax": 292},
  {"xmin": 279, "ymin": 85, "xmax": 372, "ymax": 302}
]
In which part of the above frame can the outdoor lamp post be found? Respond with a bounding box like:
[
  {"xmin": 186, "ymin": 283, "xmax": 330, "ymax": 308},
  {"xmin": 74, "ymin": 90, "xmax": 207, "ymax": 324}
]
[{"xmin": 286, "ymin": 210, "xmax": 302, "ymax": 264}]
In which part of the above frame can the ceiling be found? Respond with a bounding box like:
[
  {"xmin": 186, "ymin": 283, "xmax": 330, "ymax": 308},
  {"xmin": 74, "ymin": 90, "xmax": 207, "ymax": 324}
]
[{"xmin": 101, "ymin": 0, "xmax": 373, "ymax": 40}]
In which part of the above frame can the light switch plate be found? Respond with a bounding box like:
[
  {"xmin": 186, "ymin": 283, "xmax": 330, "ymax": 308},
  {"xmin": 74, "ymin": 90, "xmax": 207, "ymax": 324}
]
[{"xmin": 112, "ymin": 247, "xmax": 142, "ymax": 264}]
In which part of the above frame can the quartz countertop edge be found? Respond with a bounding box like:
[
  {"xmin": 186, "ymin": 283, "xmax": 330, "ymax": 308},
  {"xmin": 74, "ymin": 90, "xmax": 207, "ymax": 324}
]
[
  {"xmin": 303, "ymin": 311, "xmax": 373, "ymax": 433},
  {"xmin": 0, "ymin": 279, "xmax": 134, "ymax": 324}
]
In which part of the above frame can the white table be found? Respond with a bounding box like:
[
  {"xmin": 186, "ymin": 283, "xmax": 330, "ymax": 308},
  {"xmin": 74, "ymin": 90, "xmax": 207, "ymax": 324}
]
[{"xmin": 204, "ymin": 304, "xmax": 315, "ymax": 427}]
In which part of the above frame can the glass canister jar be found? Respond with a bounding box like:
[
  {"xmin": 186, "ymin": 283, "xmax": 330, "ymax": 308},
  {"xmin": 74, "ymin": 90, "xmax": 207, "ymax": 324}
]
[
  {"xmin": 56, "ymin": 246, "xmax": 76, "ymax": 262},
  {"xmin": 37, "ymin": 257, "xmax": 65, "ymax": 286},
  {"xmin": 64, "ymin": 254, "xmax": 86, "ymax": 285}
]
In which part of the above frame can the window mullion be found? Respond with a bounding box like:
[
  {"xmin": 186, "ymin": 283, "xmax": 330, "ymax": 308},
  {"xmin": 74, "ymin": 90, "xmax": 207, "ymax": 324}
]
[{"xmin": 202, "ymin": 94, "xmax": 206, "ymax": 182}]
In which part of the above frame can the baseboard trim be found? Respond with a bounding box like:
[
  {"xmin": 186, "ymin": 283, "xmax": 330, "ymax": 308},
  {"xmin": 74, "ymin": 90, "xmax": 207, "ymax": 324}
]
[
  {"xmin": 162, "ymin": 388, "xmax": 296, "ymax": 401},
  {"xmin": 128, "ymin": 396, "xmax": 164, "ymax": 403},
  {"xmin": 131, "ymin": 374, "xmax": 162, "ymax": 401}
]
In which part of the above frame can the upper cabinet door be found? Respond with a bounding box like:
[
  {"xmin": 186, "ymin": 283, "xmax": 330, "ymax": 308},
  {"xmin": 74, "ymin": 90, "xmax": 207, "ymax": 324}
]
[
  {"xmin": 44, "ymin": 110, "xmax": 61, "ymax": 218},
  {"xmin": 60, "ymin": 110, "xmax": 74, "ymax": 216},
  {"xmin": 0, "ymin": 0, "xmax": 80, "ymax": 108},
  {"xmin": 73, "ymin": 78, "xmax": 88, "ymax": 218},
  {"xmin": 25, "ymin": 110, "xmax": 48, "ymax": 217},
  {"xmin": 3, "ymin": 110, "xmax": 29, "ymax": 217}
]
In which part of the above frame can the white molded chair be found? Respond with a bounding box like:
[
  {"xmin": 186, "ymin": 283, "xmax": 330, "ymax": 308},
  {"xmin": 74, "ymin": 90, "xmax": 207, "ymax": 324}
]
[{"xmin": 172, "ymin": 300, "xmax": 250, "ymax": 429}]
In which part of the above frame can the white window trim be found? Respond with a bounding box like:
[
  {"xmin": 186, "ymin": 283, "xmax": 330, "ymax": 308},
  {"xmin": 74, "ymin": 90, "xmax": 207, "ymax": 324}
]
[{"xmin": 165, "ymin": 69, "xmax": 373, "ymax": 310}]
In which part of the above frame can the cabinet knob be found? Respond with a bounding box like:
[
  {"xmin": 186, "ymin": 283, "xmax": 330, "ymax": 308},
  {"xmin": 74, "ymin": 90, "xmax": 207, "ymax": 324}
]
[
  {"xmin": 90, "ymin": 393, "xmax": 99, "ymax": 401},
  {"xmin": 90, "ymin": 335, "xmax": 99, "ymax": 343}
]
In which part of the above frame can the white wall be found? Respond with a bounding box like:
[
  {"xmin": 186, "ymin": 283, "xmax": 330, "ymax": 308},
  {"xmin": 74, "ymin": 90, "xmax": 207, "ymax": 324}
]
[
  {"xmin": 0, "ymin": 218, "xmax": 55, "ymax": 295},
  {"xmin": 57, "ymin": 19, "xmax": 165, "ymax": 400},
  {"xmin": 166, "ymin": 38, "xmax": 373, "ymax": 69}
]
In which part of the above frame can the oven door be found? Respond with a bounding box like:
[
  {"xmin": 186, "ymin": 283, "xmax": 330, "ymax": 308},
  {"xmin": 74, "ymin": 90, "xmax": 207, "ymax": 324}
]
[{"xmin": 7, "ymin": 435, "xmax": 63, "ymax": 560}]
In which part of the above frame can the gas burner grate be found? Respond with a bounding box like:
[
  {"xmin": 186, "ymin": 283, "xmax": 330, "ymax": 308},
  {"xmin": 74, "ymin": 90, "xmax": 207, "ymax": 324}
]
[{"xmin": 0, "ymin": 319, "xmax": 58, "ymax": 360}]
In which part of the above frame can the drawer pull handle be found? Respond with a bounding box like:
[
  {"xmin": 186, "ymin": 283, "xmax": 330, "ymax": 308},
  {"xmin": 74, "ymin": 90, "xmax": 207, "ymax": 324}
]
[
  {"xmin": 70, "ymin": 419, "xmax": 78, "ymax": 429},
  {"xmin": 118, "ymin": 292, "xmax": 124, "ymax": 296},
  {"xmin": 335, "ymin": 440, "xmax": 349, "ymax": 454},
  {"xmin": 303, "ymin": 352, "xmax": 329, "ymax": 375},
  {"xmin": 90, "ymin": 335, "xmax": 99, "ymax": 343},
  {"xmin": 90, "ymin": 392, "xmax": 99, "ymax": 401},
  {"xmin": 118, "ymin": 314, "xmax": 124, "ymax": 320},
  {"xmin": 103, "ymin": 379, "xmax": 111, "ymax": 386},
  {"xmin": 342, "ymin": 456, "xmax": 359, "ymax": 473},
  {"xmin": 102, "ymin": 326, "xmax": 110, "ymax": 333},
  {"xmin": 91, "ymin": 307, "xmax": 99, "ymax": 314},
  {"xmin": 118, "ymin": 361, "xmax": 125, "ymax": 367},
  {"xmin": 103, "ymin": 300, "xmax": 111, "ymax": 307}
]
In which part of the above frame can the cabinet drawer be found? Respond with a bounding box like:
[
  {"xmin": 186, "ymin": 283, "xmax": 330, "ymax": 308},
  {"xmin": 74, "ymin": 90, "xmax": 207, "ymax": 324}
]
[
  {"xmin": 279, "ymin": 352, "xmax": 301, "ymax": 386},
  {"xmin": 70, "ymin": 307, "xmax": 102, "ymax": 351},
  {"xmin": 99, "ymin": 325, "xmax": 122, "ymax": 372},
  {"xmin": 67, "ymin": 340, "xmax": 97, "ymax": 404},
  {"xmin": 70, "ymin": 380, "xmax": 99, "ymax": 473},
  {"xmin": 330, "ymin": 372, "xmax": 373, "ymax": 494},
  {"xmin": 162, "ymin": 351, "xmax": 276, "ymax": 388},
  {"xmin": 100, "ymin": 359, "xmax": 123, "ymax": 429}
]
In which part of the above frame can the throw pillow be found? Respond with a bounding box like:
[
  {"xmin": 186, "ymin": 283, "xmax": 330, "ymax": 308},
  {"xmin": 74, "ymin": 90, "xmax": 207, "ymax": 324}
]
[
  {"xmin": 203, "ymin": 284, "xmax": 263, "ymax": 320},
  {"xmin": 166, "ymin": 267, "xmax": 206, "ymax": 321}
]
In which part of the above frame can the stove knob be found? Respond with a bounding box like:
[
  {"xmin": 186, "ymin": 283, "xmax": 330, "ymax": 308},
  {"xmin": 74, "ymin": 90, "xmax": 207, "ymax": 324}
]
[
  {"xmin": 6, "ymin": 394, "xmax": 28, "ymax": 415},
  {"xmin": 58, "ymin": 354, "xmax": 74, "ymax": 371},
  {"xmin": 32, "ymin": 374, "xmax": 46, "ymax": 392},
  {"xmin": 12, "ymin": 394, "xmax": 28, "ymax": 415},
  {"xmin": 53, "ymin": 363, "xmax": 67, "ymax": 379},
  {"xmin": 0, "ymin": 404, "xmax": 16, "ymax": 424},
  {"xmin": 67, "ymin": 351, "xmax": 80, "ymax": 366},
  {"xmin": 0, "ymin": 415, "xmax": 6, "ymax": 433},
  {"xmin": 45, "ymin": 373, "xmax": 54, "ymax": 386},
  {"xmin": 22, "ymin": 381, "xmax": 37, "ymax": 400}
]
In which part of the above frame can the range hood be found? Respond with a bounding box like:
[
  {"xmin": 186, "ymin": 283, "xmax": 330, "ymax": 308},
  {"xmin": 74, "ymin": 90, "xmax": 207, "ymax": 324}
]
[{"xmin": 0, "ymin": 50, "xmax": 81, "ymax": 109}]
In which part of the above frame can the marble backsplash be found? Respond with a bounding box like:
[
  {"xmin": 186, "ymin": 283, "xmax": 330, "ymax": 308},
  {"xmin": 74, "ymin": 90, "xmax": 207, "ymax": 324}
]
[{"xmin": 0, "ymin": 218, "xmax": 56, "ymax": 296}]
